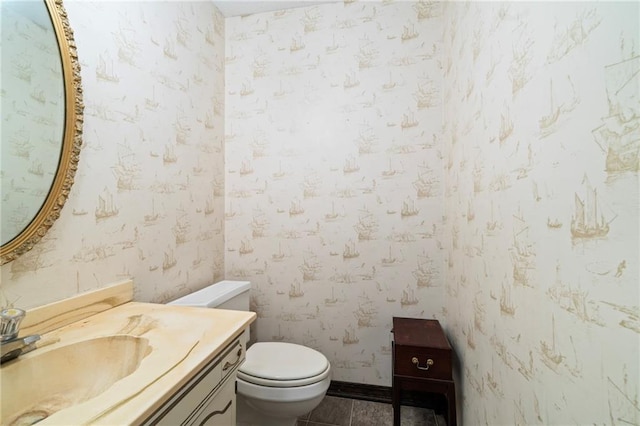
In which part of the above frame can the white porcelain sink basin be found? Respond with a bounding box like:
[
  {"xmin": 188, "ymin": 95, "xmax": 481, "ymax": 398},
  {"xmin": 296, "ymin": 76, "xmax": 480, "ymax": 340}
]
[{"xmin": 1, "ymin": 335, "xmax": 150, "ymax": 426}]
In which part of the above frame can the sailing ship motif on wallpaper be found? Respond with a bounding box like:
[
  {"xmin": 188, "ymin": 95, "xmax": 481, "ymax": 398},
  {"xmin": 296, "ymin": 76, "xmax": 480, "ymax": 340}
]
[
  {"xmin": 251, "ymin": 55, "xmax": 269, "ymax": 79},
  {"xmin": 508, "ymin": 27, "xmax": 533, "ymax": 96},
  {"xmin": 250, "ymin": 209, "xmax": 268, "ymax": 238},
  {"xmin": 510, "ymin": 212, "xmax": 535, "ymax": 287},
  {"xmin": 414, "ymin": 79, "xmax": 439, "ymax": 109},
  {"xmin": 571, "ymin": 175, "xmax": 615, "ymax": 239},
  {"xmin": 162, "ymin": 249, "xmax": 177, "ymax": 272},
  {"xmin": 547, "ymin": 217, "xmax": 563, "ymax": 229},
  {"xmin": 173, "ymin": 18, "xmax": 191, "ymax": 48},
  {"xmin": 343, "ymin": 326, "xmax": 359, "ymax": 345},
  {"xmin": 400, "ymin": 286, "xmax": 419, "ymax": 307},
  {"xmin": 380, "ymin": 159, "xmax": 399, "ymax": 178},
  {"xmin": 324, "ymin": 287, "xmax": 338, "ymax": 306},
  {"xmin": 401, "ymin": 112, "xmax": 419, "ymax": 130},
  {"xmin": 381, "ymin": 245, "xmax": 400, "ymax": 266},
  {"xmin": 240, "ymin": 81, "xmax": 254, "ymax": 97},
  {"xmin": 606, "ymin": 370, "xmax": 639, "ymax": 423},
  {"xmin": 354, "ymin": 208, "xmax": 379, "ymax": 240},
  {"xmin": 356, "ymin": 38, "xmax": 379, "ymax": 69},
  {"xmin": 301, "ymin": 7, "xmax": 321, "ymax": 33},
  {"xmin": 144, "ymin": 199, "xmax": 159, "ymax": 225},
  {"xmin": 269, "ymin": 242, "xmax": 285, "ymax": 262},
  {"xmin": 174, "ymin": 118, "xmax": 191, "ymax": 145},
  {"xmin": 413, "ymin": 254, "xmax": 437, "ymax": 287},
  {"xmin": 343, "ymin": 71, "xmax": 360, "ymax": 89},
  {"xmin": 27, "ymin": 160, "xmax": 44, "ymax": 177},
  {"xmin": 500, "ymin": 285, "xmax": 516, "ymax": 316},
  {"xmin": 251, "ymin": 137, "xmax": 269, "ymax": 158},
  {"xmin": 540, "ymin": 315, "xmax": 565, "ymax": 372},
  {"xmin": 343, "ymin": 156, "xmax": 360, "ymax": 174},
  {"xmin": 354, "ymin": 294, "xmax": 377, "ymax": 327},
  {"xmin": 300, "ymin": 254, "xmax": 321, "ymax": 281},
  {"xmin": 547, "ymin": 263, "xmax": 604, "ymax": 326},
  {"xmin": 29, "ymin": 88, "xmax": 46, "ymax": 105},
  {"xmin": 473, "ymin": 296, "xmax": 486, "ymax": 334},
  {"xmin": 356, "ymin": 125, "xmax": 377, "ymax": 154},
  {"xmin": 546, "ymin": 8, "xmax": 601, "ymax": 64},
  {"xmin": 401, "ymin": 197, "xmax": 420, "ymax": 217},
  {"xmin": 95, "ymin": 189, "xmax": 119, "ymax": 220},
  {"xmin": 290, "ymin": 35, "xmax": 306, "ymax": 52},
  {"xmin": 203, "ymin": 197, "xmax": 215, "ymax": 216},
  {"xmin": 163, "ymin": 38, "xmax": 178, "ymax": 60},
  {"xmin": 539, "ymin": 79, "xmax": 562, "ymax": 135},
  {"xmin": 413, "ymin": 1, "xmax": 440, "ymax": 20},
  {"xmin": 10, "ymin": 134, "xmax": 32, "ymax": 159},
  {"xmin": 401, "ymin": 23, "xmax": 419, "ymax": 42},
  {"xmin": 303, "ymin": 173, "xmax": 322, "ymax": 198},
  {"xmin": 289, "ymin": 280, "xmax": 304, "ymax": 298},
  {"xmin": 173, "ymin": 213, "xmax": 189, "ymax": 245},
  {"xmin": 71, "ymin": 238, "xmax": 115, "ymax": 263},
  {"xmin": 289, "ymin": 198, "xmax": 304, "ymax": 216},
  {"xmin": 12, "ymin": 58, "xmax": 32, "ymax": 83},
  {"xmin": 162, "ymin": 145, "xmax": 177, "ymax": 164},
  {"xmin": 381, "ymin": 71, "xmax": 397, "ymax": 91},
  {"xmin": 486, "ymin": 202, "xmax": 503, "ymax": 235},
  {"xmin": 239, "ymin": 238, "xmax": 253, "ymax": 255},
  {"xmin": 239, "ymin": 159, "xmax": 253, "ymax": 176},
  {"xmin": 499, "ymin": 109, "xmax": 514, "ymax": 143},
  {"xmin": 465, "ymin": 323, "xmax": 476, "ymax": 350},
  {"xmin": 539, "ymin": 76, "xmax": 580, "ymax": 138},
  {"xmin": 96, "ymin": 54, "xmax": 119, "ymax": 83},
  {"xmin": 342, "ymin": 239, "xmax": 360, "ymax": 260},
  {"xmin": 592, "ymin": 56, "xmax": 640, "ymax": 174},
  {"xmin": 271, "ymin": 325, "xmax": 285, "ymax": 342}
]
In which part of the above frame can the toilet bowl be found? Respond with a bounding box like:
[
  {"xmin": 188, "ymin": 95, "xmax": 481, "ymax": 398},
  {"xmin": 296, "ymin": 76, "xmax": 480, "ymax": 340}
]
[
  {"xmin": 169, "ymin": 281, "xmax": 331, "ymax": 426},
  {"xmin": 236, "ymin": 342, "xmax": 331, "ymax": 426}
]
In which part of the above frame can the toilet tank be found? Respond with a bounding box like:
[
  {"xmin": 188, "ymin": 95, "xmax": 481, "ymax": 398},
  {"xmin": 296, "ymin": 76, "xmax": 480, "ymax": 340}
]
[{"xmin": 168, "ymin": 280, "xmax": 251, "ymax": 311}]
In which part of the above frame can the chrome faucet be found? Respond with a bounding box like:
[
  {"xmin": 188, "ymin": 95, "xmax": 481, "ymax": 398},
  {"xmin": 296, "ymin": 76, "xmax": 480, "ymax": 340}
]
[{"xmin": 1, "ymin": 308, "xmax": 40, "ymax": 363}]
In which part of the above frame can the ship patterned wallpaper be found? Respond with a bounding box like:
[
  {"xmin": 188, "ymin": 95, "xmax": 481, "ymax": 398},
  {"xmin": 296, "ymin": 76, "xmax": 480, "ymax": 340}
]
[
  {"xmin": 225, "ymin": 1, "xmax": 444, "ymax": 384},
  {"xmin": 1, "ymin": 2, "xmax": 227, "ymax": 306},
  {"xmin": 226, "ymin": 1, "xmax": 638, "ymax": 423},
  {"xmin": 441, "ymin": 2, "xmax": 639, "ymax": 425},
  {"xmin": 1, "ymin": 1, "xmax": 638, "ymax": 424}
]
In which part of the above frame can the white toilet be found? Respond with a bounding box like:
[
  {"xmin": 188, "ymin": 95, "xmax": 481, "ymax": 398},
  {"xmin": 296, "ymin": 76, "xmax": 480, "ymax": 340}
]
[{"xmin": 169, "ymin": 280, "xmax": 331, "ymax": 426}]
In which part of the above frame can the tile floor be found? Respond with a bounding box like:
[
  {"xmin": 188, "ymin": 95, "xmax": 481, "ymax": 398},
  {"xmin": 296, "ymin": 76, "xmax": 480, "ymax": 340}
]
[{"xmin": 297, "ymin": 396, "xmax": 446, "ymax": 426}]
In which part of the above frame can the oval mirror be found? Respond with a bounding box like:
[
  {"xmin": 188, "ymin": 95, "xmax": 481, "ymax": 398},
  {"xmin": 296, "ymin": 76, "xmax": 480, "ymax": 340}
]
[{"xmin": 0, "ymin": 0, "xmax": 83, "ymax": 264}]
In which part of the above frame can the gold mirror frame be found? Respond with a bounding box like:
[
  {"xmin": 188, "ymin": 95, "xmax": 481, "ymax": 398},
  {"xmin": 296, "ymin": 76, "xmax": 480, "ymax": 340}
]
[{"xmin": 0, "ymin": 0, "xmax": 83, "ymax": 265}]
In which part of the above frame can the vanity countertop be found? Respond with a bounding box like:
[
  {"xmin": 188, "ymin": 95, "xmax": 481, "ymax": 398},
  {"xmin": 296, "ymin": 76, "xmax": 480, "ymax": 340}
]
[{"xmin": 2, "ymin": 300, "xmax": 255, "ymax": 425}]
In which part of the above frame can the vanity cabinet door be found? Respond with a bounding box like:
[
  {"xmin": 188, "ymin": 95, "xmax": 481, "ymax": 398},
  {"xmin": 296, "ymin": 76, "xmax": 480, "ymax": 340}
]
[
  {"xmin": 191, "ymin": 377, "xmax": 235, "ymax": 426},
  {"xmin": 144, "ymin": 331, "xmax": 247, "ymax": 426}
]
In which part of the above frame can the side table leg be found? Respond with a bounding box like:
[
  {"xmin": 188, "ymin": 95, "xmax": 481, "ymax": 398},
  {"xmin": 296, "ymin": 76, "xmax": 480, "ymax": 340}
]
[
  {"xmin": 392, "ymin": 379, "xmax": 400, "ymax": 426},
  {"xmin": 446, "ymin": 383, "xmax": 457, "ymax": 426}
]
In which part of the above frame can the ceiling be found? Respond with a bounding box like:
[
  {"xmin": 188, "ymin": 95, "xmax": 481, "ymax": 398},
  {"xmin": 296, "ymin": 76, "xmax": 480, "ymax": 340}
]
[{"xmin": 213, "ymin": 1, "xmax": 334, "ymax": 17}]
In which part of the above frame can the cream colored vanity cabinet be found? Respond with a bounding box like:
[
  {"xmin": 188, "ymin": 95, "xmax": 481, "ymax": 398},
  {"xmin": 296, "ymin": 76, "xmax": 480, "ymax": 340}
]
[{"xmin": 144, "ymin": 330, "xmax": 247, "ymax": 426}]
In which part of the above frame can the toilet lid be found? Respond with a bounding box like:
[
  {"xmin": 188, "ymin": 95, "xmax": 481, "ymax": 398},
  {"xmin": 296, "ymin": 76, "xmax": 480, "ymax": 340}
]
[{"xmin": 239, "ymin": 342, "xmax": 329, "ymax": 385}]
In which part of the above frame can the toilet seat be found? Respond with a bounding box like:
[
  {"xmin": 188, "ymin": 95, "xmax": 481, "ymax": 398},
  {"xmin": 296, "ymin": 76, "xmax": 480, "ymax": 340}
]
[{"xmin": 238, "ymin": 342, "xmax": 330, "ymax": 388}]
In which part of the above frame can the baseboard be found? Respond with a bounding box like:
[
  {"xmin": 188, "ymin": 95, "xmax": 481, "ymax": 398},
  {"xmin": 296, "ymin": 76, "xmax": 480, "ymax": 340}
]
[
  {"xmin": 327, "ymin": 381, "xmax": 392, "ymax": 404},
  {"xmin": 327, "ymin": 380, "xmax": 446, "ymax": 413}
]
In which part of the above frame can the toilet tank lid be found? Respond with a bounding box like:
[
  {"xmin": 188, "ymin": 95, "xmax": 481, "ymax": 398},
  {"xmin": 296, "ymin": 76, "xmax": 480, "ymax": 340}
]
[{"xmin": 168, "ymin": 280, "xmax": 250, "ymax": 308}]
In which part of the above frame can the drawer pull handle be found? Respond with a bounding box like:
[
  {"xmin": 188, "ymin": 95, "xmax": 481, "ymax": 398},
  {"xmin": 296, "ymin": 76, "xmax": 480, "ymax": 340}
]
[
  {"xmin": 198, "ymin": 399, "xmax": 232, "ymax": 425},
  {"xmin": 223, "ymin": 347, "xmax": 243, "ymax": 371},
  {"xmin": 412, "ymin": 357, "xmax": 434, "ymax": 371}
]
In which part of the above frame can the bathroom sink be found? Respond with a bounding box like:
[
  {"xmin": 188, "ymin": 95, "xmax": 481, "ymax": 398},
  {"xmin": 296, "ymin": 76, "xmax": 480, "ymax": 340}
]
[{"xmin": 1, "ymin": 335, "xmax": 151, "ymax": 426}]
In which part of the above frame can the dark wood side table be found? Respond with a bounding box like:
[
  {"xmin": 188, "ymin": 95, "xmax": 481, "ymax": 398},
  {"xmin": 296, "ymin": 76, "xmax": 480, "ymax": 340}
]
[{"xmin": 392, "ymin": 317, "xmax": 456, "ymax": 426}]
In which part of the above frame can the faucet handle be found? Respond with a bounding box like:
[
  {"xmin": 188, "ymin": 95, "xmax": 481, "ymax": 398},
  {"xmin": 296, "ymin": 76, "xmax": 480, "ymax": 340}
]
[{"xmin": 1, "ymin": 308, "xmax": 26, "ymax": 341}]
